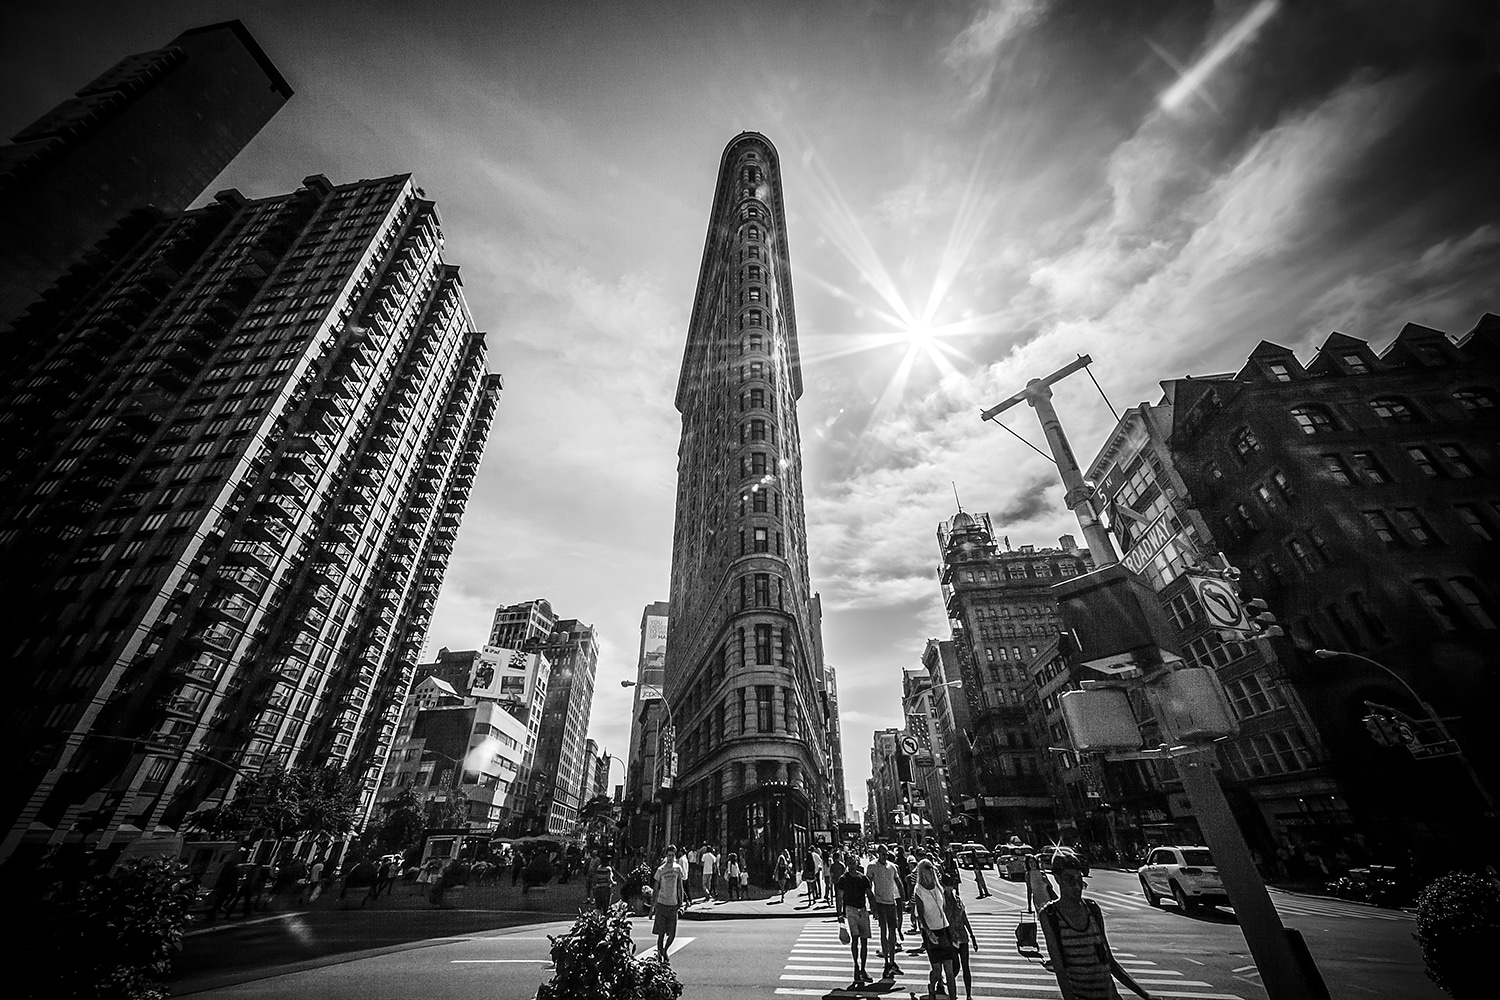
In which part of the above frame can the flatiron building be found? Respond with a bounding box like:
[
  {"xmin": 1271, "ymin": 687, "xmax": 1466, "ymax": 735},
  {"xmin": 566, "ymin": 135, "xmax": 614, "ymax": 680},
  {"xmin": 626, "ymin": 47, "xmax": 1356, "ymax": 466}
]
[{"xmin": 665, "ymin": 133, "xmax": 832, "ymax": 878}]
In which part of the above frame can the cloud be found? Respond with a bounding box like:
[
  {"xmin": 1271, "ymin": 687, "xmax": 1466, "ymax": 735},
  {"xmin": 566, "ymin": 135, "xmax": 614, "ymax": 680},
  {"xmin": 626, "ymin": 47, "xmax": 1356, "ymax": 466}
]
[{"xmin": 942, "ymin": 0, "xmax": 1052, "ymax": 110}]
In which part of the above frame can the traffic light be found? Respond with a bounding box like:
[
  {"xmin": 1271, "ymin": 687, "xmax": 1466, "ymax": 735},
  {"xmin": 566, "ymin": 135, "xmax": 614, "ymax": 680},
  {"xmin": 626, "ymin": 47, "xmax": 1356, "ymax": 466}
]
[{"xmin": 1244, "ymin": 598, "xmax": 1284, "ymax": 638}]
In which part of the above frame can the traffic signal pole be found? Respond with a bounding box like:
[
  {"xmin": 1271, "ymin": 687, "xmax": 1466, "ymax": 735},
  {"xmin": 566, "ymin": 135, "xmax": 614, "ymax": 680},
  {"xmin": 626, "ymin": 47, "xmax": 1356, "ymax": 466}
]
[{"xmin": 982, "ymin": 357, "xmax": 1327, "ymax": 1000}]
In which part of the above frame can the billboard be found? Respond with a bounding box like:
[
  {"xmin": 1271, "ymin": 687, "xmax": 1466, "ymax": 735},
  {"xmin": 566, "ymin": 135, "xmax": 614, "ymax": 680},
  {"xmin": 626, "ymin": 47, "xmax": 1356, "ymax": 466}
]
[{"xmin": 639, "ymin": 613, "xmax": 667, "ymax": 701}]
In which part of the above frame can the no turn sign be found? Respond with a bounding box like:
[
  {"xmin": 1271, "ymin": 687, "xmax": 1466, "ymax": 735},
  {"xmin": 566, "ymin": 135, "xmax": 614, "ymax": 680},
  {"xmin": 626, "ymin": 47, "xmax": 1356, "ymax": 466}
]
[
  {"xmin": 1189, "ymin": 574, "xmax": 1250, "ymax": 633},
  {"xmin": 900, "ymin": 736, "xmax": 920, "ymax": 756}
]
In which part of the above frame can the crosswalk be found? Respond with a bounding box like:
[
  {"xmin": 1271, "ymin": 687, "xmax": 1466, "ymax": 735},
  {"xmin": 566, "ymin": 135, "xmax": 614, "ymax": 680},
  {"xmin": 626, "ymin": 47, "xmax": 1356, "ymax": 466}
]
[
  {"xmin": 773, "ymin": 915, "xmax": 1248, "ymax": 1000},
  {"xmin": 976, "ymin": 878, "xmax": 1412, "ymax": 922}
]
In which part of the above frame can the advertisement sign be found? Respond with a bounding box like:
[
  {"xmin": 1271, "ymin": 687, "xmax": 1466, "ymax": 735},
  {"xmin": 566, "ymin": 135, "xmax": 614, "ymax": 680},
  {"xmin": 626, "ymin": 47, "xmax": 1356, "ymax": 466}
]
[{"xmin": 639, "ymin": 614, "xmax": 667, "ymax": 701}]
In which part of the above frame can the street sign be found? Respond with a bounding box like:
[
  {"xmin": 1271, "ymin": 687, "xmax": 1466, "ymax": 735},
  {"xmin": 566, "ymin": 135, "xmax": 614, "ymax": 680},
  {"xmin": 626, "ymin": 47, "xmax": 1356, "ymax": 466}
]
[
  {"xmin": 899, "ymin": 736, "xmax": 919, "ymax": 756},
  {"xmin": 1188, "ymin": 574, "xmax": 1251, "ymax": 633}
]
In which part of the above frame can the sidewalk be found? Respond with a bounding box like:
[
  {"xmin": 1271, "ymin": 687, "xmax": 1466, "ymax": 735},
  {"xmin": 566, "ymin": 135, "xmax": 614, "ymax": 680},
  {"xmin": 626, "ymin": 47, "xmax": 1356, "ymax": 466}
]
[{"xmin": 682, "ymin": 889, "xmax": 843, "ymax": 921}]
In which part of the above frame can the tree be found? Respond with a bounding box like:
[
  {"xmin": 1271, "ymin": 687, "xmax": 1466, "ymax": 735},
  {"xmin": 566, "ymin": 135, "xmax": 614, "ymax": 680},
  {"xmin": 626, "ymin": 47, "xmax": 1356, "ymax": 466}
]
[
  {"xmin": 372, "ymin": 786, "xmax": 426, "ymax": 858},
  {"xmin": 184, "ymin": 764, "xmax": 360, "ymax": 850},
  {"xmin": 424, "ymin": 788, "xmax": 470, "ymax": 829},
  {"xmin": 578, "ymin": 794, "xmax": 620, "ymax": 848}
]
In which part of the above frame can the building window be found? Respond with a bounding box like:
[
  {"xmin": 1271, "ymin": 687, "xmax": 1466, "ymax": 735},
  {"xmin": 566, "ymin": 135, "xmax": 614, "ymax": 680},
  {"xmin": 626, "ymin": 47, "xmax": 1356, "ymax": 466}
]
[
  {"xmin": 1341, "ymin": 353, "xmax": 1369, "ymax": 374},
  {"xmin": 1369, "ymin": 397, "xmax": 1422, "ymax": 424},
  {"xmin": 753, "ymin": 527, "xmax": 768, "ymax": 552},
  {"xmin": 1350, "ymin": 592, "xmax": 1390, "ymax": 643},
  {"xmin": 1235, "ymin": 503, "xmax": 1259, "ymax": 533},
  {"xmin": 1231, "ymin": 426, "xmax": 1262, "ymax": 462},
  {"xmin": 1287, "ymin": 538, "xmax": 1322, "ymax": 573},
  {"xmin": 1448, "ymin": 578, "xmax": 1496, "ymax": 629},
  {"xmin": 1394, "ymin": 508, "xmax": 1440, "ymax": 546},
  {"xmin": 1437, "ymin": 444, "xmax": 1477, "ymax": 478},
  {"xmin": 1165, "ymin": 591, "xmax": 1199, "ymax": 629},
  {"xmin": 755, "ymin": 684, "xmax": 774, "ymax": 729},
  {"xmin": 1289, "ymin": 406, "xmax": 1336, "ymax": 434},
  {"xmin": 751, "ymin": 452, "xmax": 767, "ymax": 476},
  {"xmin": 1352, "ymin": 452, "xmax": 1390, "ymax": 484},
  {"xmin": 1225, "ymin": 674, "xmax": 1282, "ymax": 718},
  {"xmin": 1266, "ymin": 362, "xmax": 1294, "ymax": 382},
  {"xmin": 750, "ymin": 419, "xmax": 766, "ymax": 441},
  {"xmin": 1325, "ymin": 602, "xmax": 1363, "ymax": 650},
  {"xmin": 1413, "ymin": 579, "xmax": 1461, "ymax": 631},
  {"xmin": 1271, "ymin": 470, "xmax": 1295, "ymax": 501},
  {"xmin": 1455, "ymin": 505, "xmax": 1493, "ymax": 541},
  {"xmin": 1452, "ymin": 388, "xmax": 1497, "ymax": 414},
  {"xmin": 1407, "ymin": 446, "xmax": 1440, "ymax": 478},
  {"xmin": 754, "ymin": 573, "xmax": 770, "ymax": 606},
  {"xmin": 1321, "ymin": 455, "xmax": 1354, "ymax": 486},
  {"xmin": 1361, "ymin": 510, "xmax": 1399, "ymax": 547}
]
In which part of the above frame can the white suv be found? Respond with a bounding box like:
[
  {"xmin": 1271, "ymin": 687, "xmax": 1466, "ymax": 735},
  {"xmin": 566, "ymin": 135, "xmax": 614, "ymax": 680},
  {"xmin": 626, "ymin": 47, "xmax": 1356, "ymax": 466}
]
[{"xmin": 1138, "ymin": 846, "xmax": 1228, "ymax": 912}]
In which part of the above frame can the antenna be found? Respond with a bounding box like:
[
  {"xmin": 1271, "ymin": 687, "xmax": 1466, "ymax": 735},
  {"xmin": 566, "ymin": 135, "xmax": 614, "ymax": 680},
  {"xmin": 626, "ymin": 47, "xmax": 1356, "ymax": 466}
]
[{"xmin": 952, "ymin": 481, "xmax": 962, "ymax": 510}]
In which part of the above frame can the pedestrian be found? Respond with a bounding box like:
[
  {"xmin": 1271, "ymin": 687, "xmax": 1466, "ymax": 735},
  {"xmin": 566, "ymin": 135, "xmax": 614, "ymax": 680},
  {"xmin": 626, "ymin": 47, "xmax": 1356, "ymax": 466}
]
[
  {"xmin": 1026, "ymin": 855, "xmax": 1057, "ymax": 910},
  {"xmin": 942, "ymin": 849, "xmax": 962, "ymax": 896},
  {"xmin": 952, "ymin": 890, "xmax": 979, "ymax": 1000},
  {"xmin": 802, "ymin": 849, "xmax": 818, "ymax": 904},
  {"xmin": 307, "ymin": 857, "xmax": 326, "ymax": 902},
  {"xmin": 724, "ymin": 851, "xmax": 739, "ymax": 900},
  {"xmin": 684, "ymin": 844, "xmax": 700, "ymax": 908},
  {"xmin": 371, "ymin": 857, "xmax": 394, "ymax": 899},
  {"xmin": 588, "ymin": 849, "xmax": 616, "ymax": 911},
  {"xmin": 830, "ymin": 849, "xmax": 847, "ymax": 921},
  {"xmin": 701, "ymin": 844, "xmax": 718, "ymax": 900},
  {"xmin": 912, "ymin": 859, "xmax": 959, "ymax": 1000},
  {"xmin": 512, "ymin": 849, "xmax": 525, "ymax": 886},
  {"xmin": 652, "ymin": 845, "xmax": 686, "ymax": 963},
  {"xmin": 838, "ymin": 850, "xmax": 875, "ymax": 988},
  {"xmin": 970, "ymin": 849, "xmax": 990, "ymax": 898},
  {"xmin": 202, "ymin": 852, "xmax": 244, "ymax": 921},
  {"xmin": 1039, "ymin": 854, "xmax": 1153, "ymax": 1000},
  {"xmin": 866, "ymin": 844, "xmax": 904, "ymax": 980},
  {"xmin": 775, "ymin": 849, "xmax": 792, "ymax": 903}
]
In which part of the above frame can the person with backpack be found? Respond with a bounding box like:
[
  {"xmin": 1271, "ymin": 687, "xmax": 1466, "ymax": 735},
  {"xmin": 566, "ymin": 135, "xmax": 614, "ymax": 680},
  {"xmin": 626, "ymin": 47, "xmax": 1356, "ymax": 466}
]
[
  {"xmin": 911, "ymin": 858, "xmax": 959, "ymax": 1000},
  {"xmin": 829, "ymin": 850, "xmax": 847, "ymax": 920},
  {"xmin": 1038, "ymin": 854, "xmax": 1153, "ymax": 1000}
]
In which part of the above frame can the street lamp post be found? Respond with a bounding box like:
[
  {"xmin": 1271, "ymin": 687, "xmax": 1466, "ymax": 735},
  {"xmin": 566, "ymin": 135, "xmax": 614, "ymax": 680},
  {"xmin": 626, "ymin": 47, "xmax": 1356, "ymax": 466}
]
[
  {"xmin": 621, "ymin": 679, "xmax": 677, "ymax": 853},
  {"xmin": 1314, "ymin": 649, "xmax": 1496, "ymax": 814}
]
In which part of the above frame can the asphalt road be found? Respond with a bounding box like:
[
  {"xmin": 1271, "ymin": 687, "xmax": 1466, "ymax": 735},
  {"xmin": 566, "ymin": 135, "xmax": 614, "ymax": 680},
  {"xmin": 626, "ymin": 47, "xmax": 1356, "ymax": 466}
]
[{"xmin": 177, "ymin": 869, "xmax": 1439, "ymax": 1000}]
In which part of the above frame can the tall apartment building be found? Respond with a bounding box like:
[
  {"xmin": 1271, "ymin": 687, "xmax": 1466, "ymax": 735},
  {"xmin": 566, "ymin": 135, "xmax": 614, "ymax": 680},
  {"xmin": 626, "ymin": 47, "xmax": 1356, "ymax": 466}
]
[
  {"xmin": 920, "ymin": 638, "xmax": 976, "ymax": 840},
  {"xmin": 825, "ymin": 662, "xmax": 847, "ymax": 824},
  {"xmin": 0, "ymin": 173, "xmax": 503, "ymax": 862},
  {"xmin": 901, "ymin": 669, "xmax": 951, "ymax": 836},
  {"xmin": 624, "ymin": 601, "xmax": 669, "ymax": 852},
  {"xmin": 1, "ymin": 20, "xmax": 291, "ymax": 330},
  {"xmin": 868, "ymin": 728, "xmax": 903, "ymax": 841},
  {"xmin": 1161, "ymin": 316, "xmax": 1500, "ymax": 862},
  {"xmin": 936, "ymin": 512, "xmax": 1092, "ymax": 844},
  {"xmin": 489, "ymin": 600, "xmax": 599, "ymax": 836},
  {"xmin": 665, "ymin": 133, "xmax": 833, "ymax": 879},
  {"xmin": 1086, "ymin": 399, "xmax": 1341, "ymax": 857}
]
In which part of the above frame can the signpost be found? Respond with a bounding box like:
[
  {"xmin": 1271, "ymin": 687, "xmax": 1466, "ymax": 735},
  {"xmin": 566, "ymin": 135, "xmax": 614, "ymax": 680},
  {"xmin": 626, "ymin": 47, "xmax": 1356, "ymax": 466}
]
[
  {"xmin": 899, "ymin": 736, "xmax": 919, "ymax": 756},
  {"xmin": 1188, "ymin": 573, "xmax": 1251, "ymax": 634}
]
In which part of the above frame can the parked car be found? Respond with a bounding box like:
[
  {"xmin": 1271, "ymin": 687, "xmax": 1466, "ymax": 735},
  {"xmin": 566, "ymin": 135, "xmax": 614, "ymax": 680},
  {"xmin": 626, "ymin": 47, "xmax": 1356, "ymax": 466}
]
[
  {"xmin": 954, "ymin": 843, "xmax": 993, "ymax": 869},
  {"xmin": 1138, "ymin": 845, "xmax": 1228, "ymax": 912},
  {"xmin": 996, "ymin": 843, "xmax": 1035, "ymax": 880},
  {"xmin": 1038, "ymin": 845, "xmax": 1090, "ymax": 876}
]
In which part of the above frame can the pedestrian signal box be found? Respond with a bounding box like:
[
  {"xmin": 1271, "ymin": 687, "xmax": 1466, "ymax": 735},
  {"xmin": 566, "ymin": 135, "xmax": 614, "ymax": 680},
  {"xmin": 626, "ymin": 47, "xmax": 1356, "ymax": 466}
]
[{"xmin": 1059, "ymin": 688, "xmax": 1142, "ymax": 750}]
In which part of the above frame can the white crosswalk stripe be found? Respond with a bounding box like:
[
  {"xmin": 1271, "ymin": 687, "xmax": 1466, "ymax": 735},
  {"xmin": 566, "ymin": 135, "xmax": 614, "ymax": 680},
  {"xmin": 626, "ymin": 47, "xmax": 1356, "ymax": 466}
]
[{"xmin": 776, "ymin": 919, "xmax": 1246, "ymax": 1000}]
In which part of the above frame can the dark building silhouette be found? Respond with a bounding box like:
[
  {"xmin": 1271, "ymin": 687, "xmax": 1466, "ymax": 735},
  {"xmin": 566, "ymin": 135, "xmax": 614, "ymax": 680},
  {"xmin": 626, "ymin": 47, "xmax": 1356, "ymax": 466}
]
[
  {"xmin": 0, "ymin": 20, "xmax": 291, "ymax": 331},
  {"xmin": 665, "ymin": 133, "xmax": 834, "ymax": 877},
  {"xmin": 1163, "ymin": 314, "xmax": 1500, "ymax": 864},
  {"xmin": 0, "ymin": 173, "xmax": 502, "ymax": 864}
]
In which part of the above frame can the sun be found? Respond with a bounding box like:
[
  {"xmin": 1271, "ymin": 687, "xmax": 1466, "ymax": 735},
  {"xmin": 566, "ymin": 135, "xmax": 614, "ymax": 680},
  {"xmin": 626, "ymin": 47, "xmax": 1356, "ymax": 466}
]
[{"xmin": 904, "ymin": 320, "xmax": 936, "ymax": 346}]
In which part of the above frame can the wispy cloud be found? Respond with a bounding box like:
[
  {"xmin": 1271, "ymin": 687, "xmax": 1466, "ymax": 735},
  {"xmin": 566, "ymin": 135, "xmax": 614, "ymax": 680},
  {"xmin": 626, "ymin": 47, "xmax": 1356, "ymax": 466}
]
[{"xmin": 942, "ymin": 0, "xmax": 1053, "ymax": 110}]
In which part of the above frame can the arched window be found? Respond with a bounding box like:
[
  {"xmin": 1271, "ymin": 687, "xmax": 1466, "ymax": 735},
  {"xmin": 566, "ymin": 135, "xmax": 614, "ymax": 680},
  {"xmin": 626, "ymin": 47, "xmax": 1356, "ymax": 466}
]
[
  {"xmin": 746, "ymin": 225, "xmax": 760, "ymax": 241},
  {"xmin": 1452, "ymin": 387, "xmax": 1497, "ymax": 414},
  {"xmin": 1289, "ymin": 405, "xmax": 1337, "ymax": 435},
  {"xmin": 1448, "ymin": 578, "xmax": 1496, "ymax": 629},
  {"xmin": 1369, "ymin": 397, "xmax": 1423, "ymax": 424}
]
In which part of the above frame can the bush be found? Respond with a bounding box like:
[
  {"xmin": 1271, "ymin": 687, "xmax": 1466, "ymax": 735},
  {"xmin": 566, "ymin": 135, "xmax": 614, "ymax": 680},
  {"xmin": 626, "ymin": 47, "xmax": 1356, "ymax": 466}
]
[
  {"xmin": 536, "ymin": 907, "xmax": 682, "ymax": 1000},
  {"xmin": 1414, "ymin": 871, "xmax": 1500, "ymax": 999},
  {"xmin": 29, "ymin": 857, "xmax": 197, "ymax": 1000},
  {"xmin": 437, "ymin": 859, "xmax": 470, "ymax": 889}
]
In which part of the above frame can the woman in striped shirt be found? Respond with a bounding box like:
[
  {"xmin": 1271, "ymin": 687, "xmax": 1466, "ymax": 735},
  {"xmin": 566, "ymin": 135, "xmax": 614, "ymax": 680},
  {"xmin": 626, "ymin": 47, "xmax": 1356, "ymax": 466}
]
[{"xmin": 1038, "ymin": 855, "xmax": 1153, "ymax": 1000}]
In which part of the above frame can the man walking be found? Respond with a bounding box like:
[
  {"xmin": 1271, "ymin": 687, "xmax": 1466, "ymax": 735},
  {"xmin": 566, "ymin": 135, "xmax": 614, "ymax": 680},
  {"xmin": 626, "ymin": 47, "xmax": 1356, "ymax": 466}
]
[
  {"xmin": 701, "ymin": 844, "xmax": 718, "ymax": 900},
  {"xmin": 838, "ymin": 851, "xmax": 875, "ymax": 987},
  {"xmin": 683, "ymin": 844, "xmax": 700, "ymax": 908},
  {"xmin": 866, "ymin": 844, "xmax": 904, "ymax": 980},
  {"xmin": 652, "ymin": 845, "xmax": 686, "ymax": 963}
]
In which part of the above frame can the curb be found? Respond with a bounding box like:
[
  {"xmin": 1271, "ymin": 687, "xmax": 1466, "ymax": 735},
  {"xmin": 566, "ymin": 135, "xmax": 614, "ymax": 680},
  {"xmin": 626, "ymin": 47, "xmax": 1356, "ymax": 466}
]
[{"xmin": 682, "ymin": 901, "xmax": 842, "ymax": 921}]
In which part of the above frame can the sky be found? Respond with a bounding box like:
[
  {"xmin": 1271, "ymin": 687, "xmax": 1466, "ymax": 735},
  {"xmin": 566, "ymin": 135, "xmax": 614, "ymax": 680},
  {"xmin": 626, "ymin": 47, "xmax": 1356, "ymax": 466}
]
[{"xmin": 5, "ymin": 0, "xmax": 1499, "ymax": 813}]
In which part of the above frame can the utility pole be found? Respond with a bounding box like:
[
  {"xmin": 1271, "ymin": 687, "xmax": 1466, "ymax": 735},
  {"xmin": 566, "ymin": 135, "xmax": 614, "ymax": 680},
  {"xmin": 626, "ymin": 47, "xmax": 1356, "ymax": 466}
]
[{"xmin": 981, "ymin": 357, "xmax": 1327, "ymax": 1000}]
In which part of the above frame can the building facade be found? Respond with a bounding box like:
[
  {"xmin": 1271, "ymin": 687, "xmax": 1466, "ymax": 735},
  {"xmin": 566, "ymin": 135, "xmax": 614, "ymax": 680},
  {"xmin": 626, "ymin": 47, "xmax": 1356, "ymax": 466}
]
[
  {"xmin": 1085, "ymin": 398, "xmax": 1343, "ymax": 858},
  {"xmin": 936, "ymin": 513, "xmax": 1092, "ymax": 845},
  {"xmin": 1162, "ymin": 317, "xmax": 1500, "ymax": 864},
  {"xmin": 664, "ymin": 132, "xmax": 833, "ymax": 878},
  {"xmin": 0, "ymin": 173, "xmax": 503, "ymax": 862},
  {"xmin": 825, "ymin": 662, "xmax": 847, "ymax": 824},
  {"xmin": 623, "ymin": 601, "xmax": 669, "ymax": 852},
  {"xmin": 1, "ymin": 20, "xmax": 292, "ymax": 329},
  {"xmin": 488, "ymin": 600, "xmax": 599, "ymax": 836},
  {"xmin": 920, "ymin": 638, "xmax": 978, "ymax": 842}
]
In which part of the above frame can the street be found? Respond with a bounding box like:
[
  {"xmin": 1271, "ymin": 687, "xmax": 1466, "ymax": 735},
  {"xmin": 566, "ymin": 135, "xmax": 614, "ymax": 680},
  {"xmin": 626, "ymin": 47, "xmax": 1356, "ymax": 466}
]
[{"xmin": 175, "ymin": 869, "xmax": 1439, "ymax": 1000}]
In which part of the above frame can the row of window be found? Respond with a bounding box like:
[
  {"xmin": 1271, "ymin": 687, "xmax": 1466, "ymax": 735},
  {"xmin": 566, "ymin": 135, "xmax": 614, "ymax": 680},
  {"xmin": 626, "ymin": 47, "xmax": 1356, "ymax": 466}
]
[
  {"xmin": 1320, "ymin": 442, "xmax": 1479, "ymax": 484},
  {"xmin": 1230, "ymin": 388, "xmax": 1495, "ymax": 465}
]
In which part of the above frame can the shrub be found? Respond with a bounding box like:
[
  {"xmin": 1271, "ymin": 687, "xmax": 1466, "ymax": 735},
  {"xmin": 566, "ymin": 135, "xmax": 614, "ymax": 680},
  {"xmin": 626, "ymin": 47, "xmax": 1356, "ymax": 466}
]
[
  {"xmin": 1414, "ymin": 871, "xmax": 1500, "ymax": 999},
  {"xmin": 437, "ymin": 859, "xmax": 471, "ymax": 889},
  {"xmin": 30, "ymin": 857, "xmax": 197, "ymax": 1000},
  {"xmin": 621, "ymin": 862, "xmax": 653, "ymax": 900},
  {"xmin": 536, "ymin": 907, "xmax": 682, "ymax": 1000}
]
